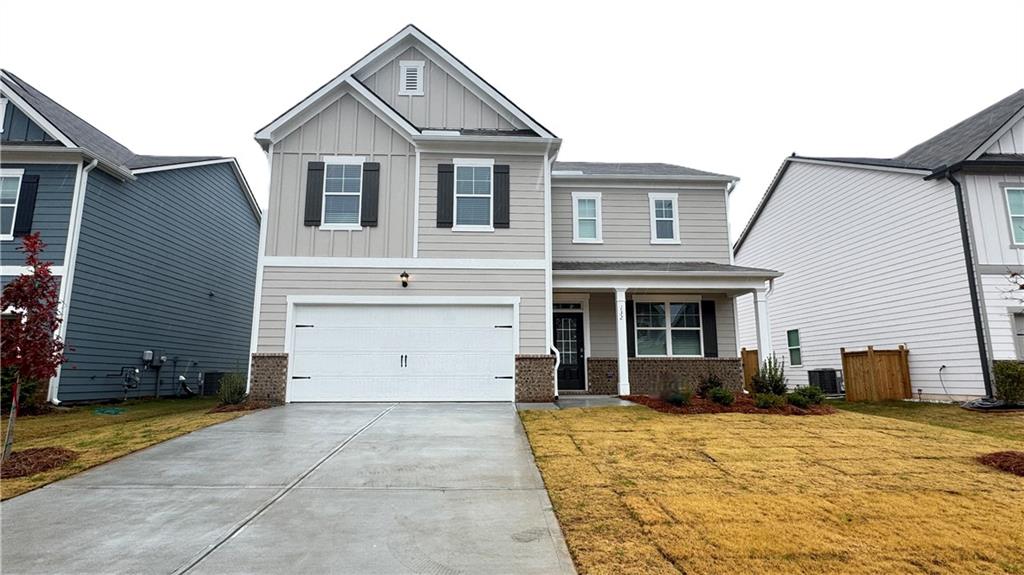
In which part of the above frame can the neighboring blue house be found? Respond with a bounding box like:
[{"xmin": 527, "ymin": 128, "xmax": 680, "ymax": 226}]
[{"xmin": 1, "ymin": 70, "xmax": 261, "ymax": 403}]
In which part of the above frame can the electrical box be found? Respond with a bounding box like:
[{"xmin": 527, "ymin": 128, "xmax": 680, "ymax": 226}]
[{"xmin": 142, "ymin": 350, "xmax": 154, "ymax": 363}]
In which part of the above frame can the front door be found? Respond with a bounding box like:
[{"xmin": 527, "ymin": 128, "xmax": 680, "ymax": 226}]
[{"xmin": 554, "ymin": 313, "xmax": 586, "ymax": 390}]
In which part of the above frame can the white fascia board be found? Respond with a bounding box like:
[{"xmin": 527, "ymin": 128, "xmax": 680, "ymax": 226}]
[
  {"xmin": 789, "ymin": 157, "xmax": 931, "ymax": 175},
  {"xmin": 286, "ymin": 294, "xmax": 521, "ymax": 306},
  {"xmin": 552, "ymin": 274, "xmax": 772, "ymax": 291},
  {"xmin": 553, "ymin": 269, "xmax": 782, "ymax": 279},
  {"xmin": 131, "ymin": 158, "xmax": 236, "ymax": 174},
  {"xmin": 0, "ymin": 79, "xmax": 76, "ymax": 147},
  {"xmin": 262, "ymin": 256, "xmax": 547, "ymax": 269},
  {"xmin": 133, "ymin": 158, "xmax": 262, "ymax": 219},
  {"xmin": 552, "ymin": 173, "xmax": 738, "ymax": 183}
]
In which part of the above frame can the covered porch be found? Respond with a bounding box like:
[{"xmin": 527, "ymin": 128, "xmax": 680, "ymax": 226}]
[{"xmin": 551, "ymin": 262, "xmax": 781, "ymax": 396}]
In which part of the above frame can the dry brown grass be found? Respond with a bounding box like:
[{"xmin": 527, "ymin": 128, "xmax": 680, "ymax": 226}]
[{"xmin": 520, "ymin": 405, "xmax": 1024, "ymax": 575}]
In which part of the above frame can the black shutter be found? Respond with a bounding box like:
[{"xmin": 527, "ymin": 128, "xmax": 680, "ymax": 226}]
[
  {"xmin": 437, "ymin": 164, "xmax": 454, "ymax": 228},
  {"xmin": 303, "ymin": 161, "xmax": 325, "ymax": 227},
  {"xmin": 626, "ymin": 299, "xmax": 636, "ymax": 358},
  {"xmin": 12, "ymin": 174, "xmax": 40, "ymax": 237},
  {"xmin": 701, "ymin": 300, "xmax": 719, "ymax": 358},
  {"xmin": 493, "ymin": 164, "xmax": 510, "ymax": 228},
  {"xmin": 360, "ymin": 162, "xmax": 380, "ymax": 227}
]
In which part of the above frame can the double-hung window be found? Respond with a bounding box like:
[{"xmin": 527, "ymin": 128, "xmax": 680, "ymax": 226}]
[
  {"xmin": 0, "ymin": 168, "xmax": 24, "ymax": 239},
  {"xmin": 321, "ymin": 157, "xmax": 363, "ymax": 230},
  {"xmin": 634, "ymin": 298, "xmax": 702, "ymax": 357},
  {"xmin": 1006, "ymin": 187, "xmax": 1024, "ymax": 246},
  {"xmin": 787, "ymin": 329, "xmax": 802, "ymax": 366},
  {"xmin": 648, "ymin": 192, "xmax": 679, "ymax": 244},
  {"xmin": 454, "ymin": 159, "xmax": 493, "ymax": 231},
  {"xmin": 572, "ymin": 191, "xmax": 602, "ymax": 243}
]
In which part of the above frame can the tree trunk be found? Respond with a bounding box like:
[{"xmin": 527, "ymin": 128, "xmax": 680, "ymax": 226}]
[{"xmin": 2, "ymin": 375, "xmax": 19, "ymax": 462}]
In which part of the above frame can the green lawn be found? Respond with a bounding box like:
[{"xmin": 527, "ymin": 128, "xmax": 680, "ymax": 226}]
[
  {"xmin": 832, "ymin": 400, "xmax": 1024, "ymax": 442},
  {"xmin": 1, "ymin": 398, "xmax": 248, "ymax": 499}
]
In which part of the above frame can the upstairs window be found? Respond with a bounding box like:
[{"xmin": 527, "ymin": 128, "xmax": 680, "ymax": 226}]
[
  {"xmin": 1007, "ymin": 187, "xmax": 1024, "ymax": 245},
  {"xmin": 454, "ymin": 159, "xmax": 493, "ymax": 230},
  {"xmin": 321, "ymin": 158, "xmax": 363, "ymax": 229},
  {"xmin": 787, "ymin": 329, "xmax": 802, "ymax": 366},
  {"xmin": 0, "ymin": 169, "xmax": 24, "ymax": 239},
  {"xmin": 399, "ymin": 61, "xmax": 425, "ymax": 96},
  {"xmin": 648, "ymin": 192, "xmax": 679, "ymax": 244},
  {"xmin": 572, "ymin": 191, "xmax": 602, "ymax": 243}
]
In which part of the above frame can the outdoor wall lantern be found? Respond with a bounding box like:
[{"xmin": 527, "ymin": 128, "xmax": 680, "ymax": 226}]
[{"xmin": 400, "ymin": 271, "xmax": 410, "ymax": 288}]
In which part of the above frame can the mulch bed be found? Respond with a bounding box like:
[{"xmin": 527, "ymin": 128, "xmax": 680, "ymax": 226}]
[
  {"xmin": 208, "ymin": 400, "xmax": 275, "ymax": 414},
  {"xmin": 625, "ymin": 394, "xmax": 836, "ymax": 416},
  {"xmin": 977, "ymin": 451, "xmax": 1024, "ymax": 477},
  {"xmin": 1, "ymin": 447, "xmax": 79, "ymax": 478}
]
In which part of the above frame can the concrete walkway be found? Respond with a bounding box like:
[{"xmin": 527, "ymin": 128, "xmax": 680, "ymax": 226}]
[{"xmin": 1, "ymin": 403, "xmax": 575, "ymax": 575}]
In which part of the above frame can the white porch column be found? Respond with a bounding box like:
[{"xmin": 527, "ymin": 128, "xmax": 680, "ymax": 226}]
[
  {"xmin": 753, "ymin": 288, "xmax": 774, "ymax": 359},
  {"xmin": 615, "ymin": 287, "xmax": 630, "ymax": 395}
]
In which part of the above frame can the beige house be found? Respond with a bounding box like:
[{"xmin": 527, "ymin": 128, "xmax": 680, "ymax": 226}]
[{"xmin": 248, "ymin": 25, "xmax": 779, "ymax": 403}]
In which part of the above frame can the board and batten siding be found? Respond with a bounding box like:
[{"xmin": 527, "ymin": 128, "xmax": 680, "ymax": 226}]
[
  {"xmin": 1, "ymin": 101, "xmax": 59, "ymax": 144},
  {"xmin": 963, "ymin": 172, "xmax": 1024, "ymax": 266},
  {"xmin": 417, "ymin": 153, "xmax": 546, "ymax": 259},
  {"xmin": 267, "ymin": 92, "xmax": 416, "ymax": 259},
  {"xmin": 734, "ymin": 160, "xmax": 985, "ymax": 398},
  {"xmin": 552, "ymin": 184, "xmax": 731, "ymax": 263},
  {"xmin": 58, "ymin": 164, "xmax": 259, "ymax": 402},
  {"xmin": 984, "ymin": 116, "xmax": 1024, "ymax": 155},
  {"xmin": 0, "ymin": 163, "xmax": 76, "ymax": 266},
  {"xmin": 357, "ymin": 46, "xmax": 522, "ymax": 131},
  {"xmin": 257, "ymin": 267, "xmax": 547, "ymax": 354},
  {"xmin": 981, "ymin": 272, "xmax": 1022, "ymax": 361}
]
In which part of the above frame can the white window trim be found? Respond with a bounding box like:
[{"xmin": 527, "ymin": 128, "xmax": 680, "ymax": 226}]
[
  {"xmin": 1005, "ymin": 187, "xmax": 1024, "ymax": 247},
  {"xmin": 571, "ymin": 191, "xmax": 602, "ymax": 243},
  {"xmin": 320, "ymin": 156, "xmax": 365, "ymax": 231},
  {"xmin": 0, "ymin": 168, "xmax": 25, "ymax": 240},
  {"xmin": 0, "ymin": 97, "xmax": 8, "ymax": 134},
  {"xmin": 787, "ymin": 329, "xmax": 802, "ymax": 367},
  {"xmin": 452, "ymin": 158, "xmax": 494, "ymax": 232},
  {"xmin": 648, "ymin": 192, "xmax": 680, "ymax": 244},
  {"xmin": 632, "ymin": 295, "xmax": 703, "ymax": 357},
  {"xmin": 398, "ymin": 60, "xmax": 425, "ymax": 96}
]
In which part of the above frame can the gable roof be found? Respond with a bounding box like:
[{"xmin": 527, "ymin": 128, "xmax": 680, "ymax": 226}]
[
  {"xmin": 254, "ymin": 24, "xmax": 556, "ymax": 147},
  {"xmin": 553, "ymin": 161, "xmax": 735, "ymax": 180}
]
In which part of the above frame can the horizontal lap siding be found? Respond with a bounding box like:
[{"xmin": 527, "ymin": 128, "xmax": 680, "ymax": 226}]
[
  {"xmin": 269, "ymin": 93, "xmax": 415, "ymax": 258},
  {"xmin": 257, "ymin": 267, "xmax": 547, "ymax": 354},
  {"xmin": 735, "ymin": 161, "xmax": 984, "ymax": 397},
  {"xmin": 0, "ymin": 163, "xmax": 76, "ymax": 266},
  {"xmin": 551, "ymin": 185, "xmax": 731, "ymax": 262},
  {"xmin": 964, "ymin": 173, "xmax": 1024, "ymax": 266},
  {"xmin": 418, "ymin": 153, "xmax": 545, "ymax": 259},
  {"xmin": 58, "ymin": 165, "xmax": 259, "ymax": 402}
]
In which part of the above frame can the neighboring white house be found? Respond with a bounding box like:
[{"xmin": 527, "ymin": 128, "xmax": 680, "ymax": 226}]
[
  {"xmin": 246, "ymin": 24, "xmax": 780, "ymax": 404},
  {"xmin": 734, "ymin": 90, "xmax": 1024, "ymax": 400}
]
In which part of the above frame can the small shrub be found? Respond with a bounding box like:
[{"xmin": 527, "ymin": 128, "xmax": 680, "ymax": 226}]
[
  {"xmin": 993, "ymin": 361, "xmax": 1024, "ymax": 405},
  {"xmin": 217, "ymin": 373, "xmax": 247, "ymax": 405},
  {"xmin": 660, "ymin": 389, "xmax": 692, "ymax": 407},
  {"xmin": 708, "ymin": 387, "xmax": 734, "ymax": 406},
  {"xmin": 697, "ymin": 374, "xmax": 724, "ymax": 398},
  {"xmin": 1, "ymin": 368, "xmax": 40, "ymax": 411},
  {"xmin": 786, "ymin": 392, "xmax": 810, "ymax": 409},
  {"xmin": 791, "ymin": 385, "xmax": 825, "ymax": 405},
  {"xmin": 755, "ymin": 393, "xmax": 786, "ymax": 409},
  {"xmin": 751, "ymin": 354, "xmax": 788, "ymax": 395}
]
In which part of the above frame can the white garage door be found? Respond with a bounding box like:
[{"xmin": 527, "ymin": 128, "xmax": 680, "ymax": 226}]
[{"xmin": 289, "ymin": 303, "xmax": 516, "ymax": 402}]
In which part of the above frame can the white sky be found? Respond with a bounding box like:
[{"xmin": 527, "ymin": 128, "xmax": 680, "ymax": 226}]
[{"xmin": 3, "ymin": 0, "xmax": 1022, "ymax": 238}]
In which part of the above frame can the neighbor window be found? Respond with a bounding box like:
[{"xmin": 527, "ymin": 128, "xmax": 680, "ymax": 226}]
[
  {"xmin": 787, "ymin": 329, "xmax": 802, "ymax": 366},
  {"xmin": 648, "ymin": 192, "xmax": 679, "ymax": 243},
  {"xmin": 0, "ymin": 169, "xmax": 24, "ymax": 239},
  {"xmin": 1006, "ymin": 188, "xmax": 1024, "ymax": 245},
  {"xmin": 572, "ymin": 191, "xmax": 602, "ymax": 243},
  {"xmin": 399, "ymin": 61, "xmax": 425, "ymax": 96},
  {"xmin": 454, "ymin": 160, "xmax": 493, "ymax": 230},
  {"xmin": 634, "ymin": 299, "xmax": 702, "ymax": 356},
  {"xmin": 321, "ymin": 158, "xmax": 363, "ymax": 229}
]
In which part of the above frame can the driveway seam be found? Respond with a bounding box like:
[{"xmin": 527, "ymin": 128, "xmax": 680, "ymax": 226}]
[{"xmin": 172, "ymin": 403, "xmax": 397, "ymax": 575}]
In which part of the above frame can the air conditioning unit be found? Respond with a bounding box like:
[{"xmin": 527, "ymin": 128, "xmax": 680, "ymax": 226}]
[{"xmin": 808, "ymin": 369, "xmax": 841, "ymax": 395}]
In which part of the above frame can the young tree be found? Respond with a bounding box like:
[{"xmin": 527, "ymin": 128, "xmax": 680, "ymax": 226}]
[{"xmin": 2, "ymin": 233, "xmax": 66, "ymax": 462}]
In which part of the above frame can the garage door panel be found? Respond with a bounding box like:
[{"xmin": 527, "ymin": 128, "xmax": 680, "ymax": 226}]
[{"xmin": 293, "ymin": 327, "xmax": 510, "ymax": 353}]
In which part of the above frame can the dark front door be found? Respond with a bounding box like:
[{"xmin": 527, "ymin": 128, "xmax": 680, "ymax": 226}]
[{"xmin": 554, "ymin": 313, "xmax": 586, "ymax": 390}]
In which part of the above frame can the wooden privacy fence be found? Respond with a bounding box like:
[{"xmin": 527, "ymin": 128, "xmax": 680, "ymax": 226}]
[
  {"xmin": 841, "ymin": 345, "xmax": 911, "ymax": 401},
  {"xmin": 740, "ymin": 348, "xmax": 759, "ymax": 392}
]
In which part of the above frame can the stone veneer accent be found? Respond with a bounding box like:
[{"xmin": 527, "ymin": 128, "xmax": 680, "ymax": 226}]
[
  {"xmin": 249, "ymin": 353, "xmax": 288, "ymax": 405},
  {"xmin": 586, "ymin": 356, "xmax": 743, "ymax": 396},
  {"xmin": 516, "ymin": 354, "xmax": 556, "ymax": 402}
]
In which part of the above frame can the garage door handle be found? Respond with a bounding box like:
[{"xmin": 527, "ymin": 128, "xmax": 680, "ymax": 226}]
[
  {"xmin": 494, "ymin": 325, "xmax": 512, "ymax": 329},
  {"xmin": 295, "ymin": 324, "xmax": 315, "ymax": 328},
  {"xmin": 292, "ymin": 376, "xmax": 311, "ymax": 380},
  {"xmin": 494, "ymin": 376, "xmax": 513, "ymax": 380}
]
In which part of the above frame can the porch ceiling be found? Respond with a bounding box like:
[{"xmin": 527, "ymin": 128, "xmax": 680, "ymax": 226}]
[{"xmin": 552, "ymin": 260, "xmax": 780, "ymax": 292}]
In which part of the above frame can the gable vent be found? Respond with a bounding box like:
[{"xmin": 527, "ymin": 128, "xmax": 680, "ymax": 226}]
[{"xmin": 399, "ymin": 61, "xmax": 424, "ymax": 96}]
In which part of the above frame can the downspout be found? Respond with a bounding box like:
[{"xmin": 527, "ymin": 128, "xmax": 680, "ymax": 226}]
[{"xmin": 946, "ymin": 171, "xmax": 994, "ymax": 397}]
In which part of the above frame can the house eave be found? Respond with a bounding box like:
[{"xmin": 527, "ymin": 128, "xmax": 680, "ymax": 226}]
[{"xmin": 0, "ymin": 145, "xmax": 135, "ymax": 181}]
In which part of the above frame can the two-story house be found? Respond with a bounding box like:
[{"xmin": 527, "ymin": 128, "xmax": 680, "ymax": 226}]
[
  {"xmin": 734, "ymin": 90, "xmax": 1024, "ymax": 401},
  {"xmin": 1, "ymin": 70, "xmax": 261, "ymax": 403},
  {"xmin": 247, "ymin": 25, "xmax": 779, "ymax": 403}
]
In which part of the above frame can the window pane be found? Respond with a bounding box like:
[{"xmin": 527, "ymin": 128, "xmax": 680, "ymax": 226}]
[
  {"xmin": 473, "ymin": 166, "xmax": 491, "ymax": 181},
  {"xmin": 577, "ymin": 198, "xmax": 596, "ymax": 218},
  {"xmin": 578, "ymin": 219, "xmax": 597, "ymax": 239},
  {"xmin": 787, "ymin": 329, "xmax": 800, "ymax": 347},
  {"xmin": 637, "ymin": 329, "xmax": 666, "ymax": 355},
  {"xmin": 671, "ymin": 330, "xmax": 701, "ymax": 356},
  {"xmin": 1013, "ymin": 216, "xmax": 1024, "ymax": 244},
  {"xmin": 635, "ymin": 303, "xmax": 665, "ymax": 328},
  {"xmin": 789, "ymin": 348, "xmax": 802, "ymax": 366},
  {"xmin": 342, "ymin": 164, "xmax": 361, "ymax": 178},
  {"xmin": 456, "ymin": 179, "xmax": 474, "ymax": 194},
  {"xmin": 456, "ymin": 196, "xmax": 491, "ymax": 225},
  {"xmin": 670, "ymin": 303, "xmax": 700, "ymax": 328},
  {"xmin": 656, "ymin": 220, "xmax": 675, "ymax": 239},
  {"xmin": 324, "ymin": 177, "xmax": 345, "ymax": 193},
  {"xmin": 0, "ymin": 206, "xmax": 13, "ymax": 234},
  {"xmin": 323, "ymin": 195, "xmax": 359, "ymax": 224},
  {"xmin": 1009, "ymin": 190, "xmax": 1024, "ymax": 215},
  {"xmin": 326, "ymin": 164, "xmax": 347, "ymax": 178},
  {"xmin": 655, "ymin": 199, "xmax": 673, "ymax": 218},
  {"xmin": 0, "ymin": 177, "xmax": 18, "ymax": 203},
  {"xmin": 341, "ymin": 176, "xmax": 361, "ymax": 193}
]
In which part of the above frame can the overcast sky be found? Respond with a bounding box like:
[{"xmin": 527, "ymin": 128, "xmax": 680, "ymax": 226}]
[{"xmin": 3, "ymin": 0, "xmax": 1022, "ymax": 238}]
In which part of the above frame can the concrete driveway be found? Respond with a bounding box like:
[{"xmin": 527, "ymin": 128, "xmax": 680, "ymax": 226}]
[{"xmin": 1, "ymin": 403, "xmax": 575, "ymax": 575}]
